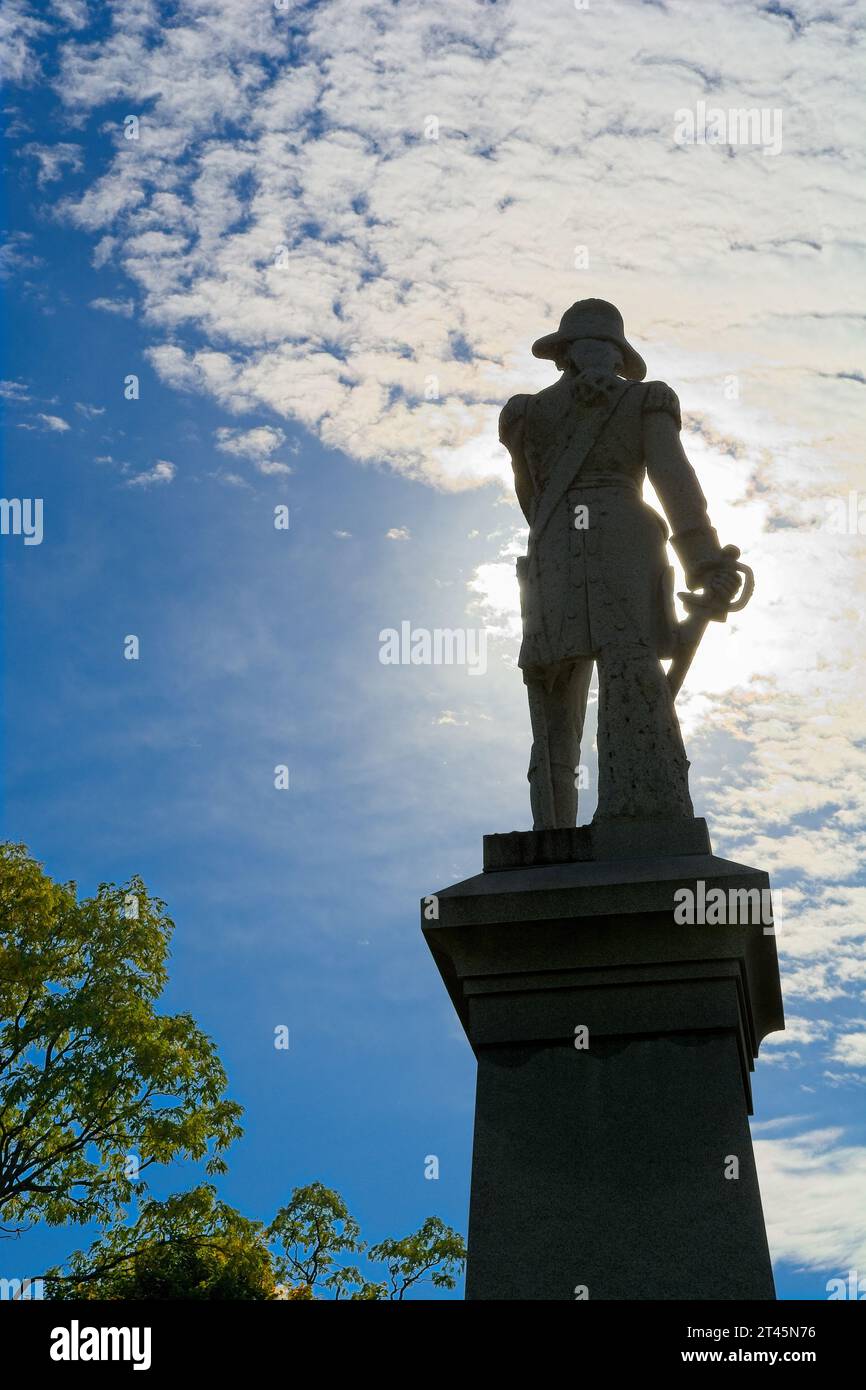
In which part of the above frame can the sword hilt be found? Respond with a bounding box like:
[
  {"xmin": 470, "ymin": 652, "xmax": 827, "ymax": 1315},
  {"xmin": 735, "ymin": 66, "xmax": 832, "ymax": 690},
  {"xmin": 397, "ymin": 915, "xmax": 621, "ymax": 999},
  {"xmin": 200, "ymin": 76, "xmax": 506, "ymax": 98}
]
[{"xmin": 677, "ymin": 545, "xmax": 755, "ymax": 620}]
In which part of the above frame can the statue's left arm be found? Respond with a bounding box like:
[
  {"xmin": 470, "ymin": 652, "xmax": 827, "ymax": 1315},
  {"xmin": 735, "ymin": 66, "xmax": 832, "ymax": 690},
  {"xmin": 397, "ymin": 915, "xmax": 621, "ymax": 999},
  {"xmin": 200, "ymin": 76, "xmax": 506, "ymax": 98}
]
[
  {"xmin": 499, "ymin": 393, "xmax": 534, "ymax": 523},
  {"xmin": 642, "ymin": 383, "xmax": 740, "ymax": 601}
]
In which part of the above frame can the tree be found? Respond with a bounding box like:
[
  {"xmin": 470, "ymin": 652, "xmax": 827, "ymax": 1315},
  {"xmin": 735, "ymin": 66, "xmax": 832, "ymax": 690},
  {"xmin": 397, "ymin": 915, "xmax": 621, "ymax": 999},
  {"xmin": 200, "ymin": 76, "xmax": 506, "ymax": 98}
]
[
  {"xmin": 1, "ymin": 843, "xmax": 465, "ymax": 1301},
  {"xmin": 369, "ymin": 1216, "xmax": 466, "ymax": 1300},
  {"xmin": 268, "ymin": 1181, "xmax": 364, "ymax": 1296},
  {"xmin": 45, "ymin": 1183, "xmax": 465, "ymax": 1301},
  {"xmin": 269, "ymin": 1183, "xmax": 466, "ymax": 1300},
  {"xmin": 0, "ymin": 843, "xmax": 243, "ymax": 1238},
  {"xmin": 46, "ymin": 1186, "xmax": 275, "ymax": 1300}
]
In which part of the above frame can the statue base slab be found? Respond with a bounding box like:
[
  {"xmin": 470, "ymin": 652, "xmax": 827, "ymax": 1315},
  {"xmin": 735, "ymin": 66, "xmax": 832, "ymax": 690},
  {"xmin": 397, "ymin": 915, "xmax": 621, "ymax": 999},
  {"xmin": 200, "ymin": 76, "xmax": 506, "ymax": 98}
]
[{"xmin": 483, "ymin": 815, "xmax": 711, "ymax": 871}]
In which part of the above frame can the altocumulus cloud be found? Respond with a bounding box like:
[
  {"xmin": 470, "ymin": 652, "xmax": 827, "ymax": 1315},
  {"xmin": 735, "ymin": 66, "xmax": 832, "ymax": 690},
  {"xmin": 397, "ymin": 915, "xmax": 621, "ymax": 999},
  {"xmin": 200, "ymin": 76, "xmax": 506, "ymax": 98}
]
[{"xmin": 4, "ymin": 0, "xmax": 860, "ymax": 489}]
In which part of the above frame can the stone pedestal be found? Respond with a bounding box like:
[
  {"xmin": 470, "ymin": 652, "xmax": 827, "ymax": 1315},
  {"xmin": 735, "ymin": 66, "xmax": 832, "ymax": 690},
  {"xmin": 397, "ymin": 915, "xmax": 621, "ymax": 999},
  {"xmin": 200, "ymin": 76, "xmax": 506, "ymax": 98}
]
[{"xmin": 422, "ymin": 820, "xmax": 784, "ymax": 1301}]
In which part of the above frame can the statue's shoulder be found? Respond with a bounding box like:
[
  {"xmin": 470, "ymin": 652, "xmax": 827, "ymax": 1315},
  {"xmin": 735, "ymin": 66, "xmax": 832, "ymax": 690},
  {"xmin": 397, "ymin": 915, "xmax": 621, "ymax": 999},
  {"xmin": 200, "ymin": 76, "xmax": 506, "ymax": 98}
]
[
  {"xmin": 640, "ymin": 380, "xmax": 682, "ymax": 429},
  {"xmin": 499, "ymin": 392, "xmax": 533, "ymax": 443}
]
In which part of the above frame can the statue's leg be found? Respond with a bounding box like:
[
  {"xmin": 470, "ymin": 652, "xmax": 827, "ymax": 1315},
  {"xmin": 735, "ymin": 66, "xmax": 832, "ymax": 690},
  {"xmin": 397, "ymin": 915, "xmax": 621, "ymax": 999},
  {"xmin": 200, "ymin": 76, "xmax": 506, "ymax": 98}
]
[
  {"xmin": 525, "ymin": 676, "xmax": 556, "ymax": 830},
  {"xmin": 545, "ymin": 661, "xmax": 593, "ymax": 827},
  {"xmin": 594, "ymin": 640, "xmax": 694, "ymax": 820},
  {"xmin": 525, "ymin": 662, "xmax": 593, "ymax": 829}
]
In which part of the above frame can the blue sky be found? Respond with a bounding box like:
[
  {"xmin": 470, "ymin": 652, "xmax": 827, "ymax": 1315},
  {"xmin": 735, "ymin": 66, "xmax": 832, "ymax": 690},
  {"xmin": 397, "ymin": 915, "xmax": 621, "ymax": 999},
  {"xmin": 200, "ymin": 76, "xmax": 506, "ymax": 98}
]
[{"xmin": 2, "ymin": 0, "xmax": 866, "ymax": 1299}]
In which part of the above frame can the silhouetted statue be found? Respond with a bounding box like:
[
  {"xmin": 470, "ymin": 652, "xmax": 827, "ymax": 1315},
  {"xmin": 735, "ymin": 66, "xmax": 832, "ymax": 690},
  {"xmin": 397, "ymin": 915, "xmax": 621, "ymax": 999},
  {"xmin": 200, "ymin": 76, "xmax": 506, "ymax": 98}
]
[{"xmin": 500, "ymin": 299, "xmax": 752, "ymax": 830}]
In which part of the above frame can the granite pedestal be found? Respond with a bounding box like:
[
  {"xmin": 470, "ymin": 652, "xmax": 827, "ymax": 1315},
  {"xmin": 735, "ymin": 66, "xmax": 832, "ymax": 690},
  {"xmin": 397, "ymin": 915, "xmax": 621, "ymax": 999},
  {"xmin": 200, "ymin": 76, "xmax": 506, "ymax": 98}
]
[{"xmin": 422, "ymin": 819, "xmax": 784, "ymax": 1300}]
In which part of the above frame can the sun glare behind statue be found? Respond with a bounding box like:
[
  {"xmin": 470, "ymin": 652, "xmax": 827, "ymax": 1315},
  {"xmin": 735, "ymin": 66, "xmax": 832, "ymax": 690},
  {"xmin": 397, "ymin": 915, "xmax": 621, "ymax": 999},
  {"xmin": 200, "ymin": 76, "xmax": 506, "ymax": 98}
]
[{"xmin": 465, "ymin": 412, "xmax": 862, "ymax": 748}]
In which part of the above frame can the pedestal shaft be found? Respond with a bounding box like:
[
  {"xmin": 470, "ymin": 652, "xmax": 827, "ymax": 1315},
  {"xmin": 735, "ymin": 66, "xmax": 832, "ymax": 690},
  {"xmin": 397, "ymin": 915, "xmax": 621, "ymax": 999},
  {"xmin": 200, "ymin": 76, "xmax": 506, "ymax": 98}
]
[{"xmin": 423, "ymin": 845, "xmax": 784, "ymax": 1301}]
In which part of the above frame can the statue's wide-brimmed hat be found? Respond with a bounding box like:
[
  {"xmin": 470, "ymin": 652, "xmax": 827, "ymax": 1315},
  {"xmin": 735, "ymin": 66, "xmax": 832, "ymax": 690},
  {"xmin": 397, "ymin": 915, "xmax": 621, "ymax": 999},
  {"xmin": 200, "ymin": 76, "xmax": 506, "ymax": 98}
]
[{"xmin": 531, "ymin": 298, "xmax": 647, "ymax": 381}]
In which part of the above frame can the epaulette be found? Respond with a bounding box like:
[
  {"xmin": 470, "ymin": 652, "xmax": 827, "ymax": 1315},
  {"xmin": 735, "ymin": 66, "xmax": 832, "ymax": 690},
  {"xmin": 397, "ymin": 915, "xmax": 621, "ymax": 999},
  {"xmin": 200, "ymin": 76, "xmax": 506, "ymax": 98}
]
[
  {"xmin": 499, "ymin": 393, "xmax": 531, "ymax": 444},
  {"xmin": 641, "ymin": 380, "xmax": 681, "ymax": 430}
]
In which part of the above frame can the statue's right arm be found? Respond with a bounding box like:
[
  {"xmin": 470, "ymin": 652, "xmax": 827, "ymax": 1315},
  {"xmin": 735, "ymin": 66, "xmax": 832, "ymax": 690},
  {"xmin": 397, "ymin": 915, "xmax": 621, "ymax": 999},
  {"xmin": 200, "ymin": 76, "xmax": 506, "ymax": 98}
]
[
  {"xmin": 642, "ymin": 386, "xmax": 725, "ymax": 586},
  {"xmin": 499, "ymin": 394, "xmax": 533, "ymax": 522}
]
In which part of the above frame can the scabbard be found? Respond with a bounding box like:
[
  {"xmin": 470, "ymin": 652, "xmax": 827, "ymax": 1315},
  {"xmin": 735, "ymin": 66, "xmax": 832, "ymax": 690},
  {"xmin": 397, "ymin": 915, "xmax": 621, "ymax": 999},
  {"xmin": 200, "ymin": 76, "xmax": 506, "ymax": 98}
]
[{"xmin": 667, "ymin": 612, "xmax": 710, "ymax": 699}]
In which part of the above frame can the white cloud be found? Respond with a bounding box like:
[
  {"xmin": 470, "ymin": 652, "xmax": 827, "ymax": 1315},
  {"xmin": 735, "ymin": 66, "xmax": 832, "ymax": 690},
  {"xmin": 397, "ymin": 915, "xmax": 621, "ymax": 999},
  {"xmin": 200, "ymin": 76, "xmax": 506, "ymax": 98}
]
[
  {"xmin": 36, "ymin": 412, "xmax": 70, "ymax": 431},
  {"xmin": 822, "ymin": 1071, "xmax": 866, "ymax": 1090},
  {"xmin": 0, "ymin": 231, "xmax": 40, "ymax": 279},
  {"xmin": 214, "ymin": 425, "xmax": 292, "ymax": 475},
  {"xmin": 31, "ymin": 0, "xmax": 860, "ymax": 499},
  {"xmin": 468, "ymin": 556, "xmax": 523, "ymax": 643},
  {"xmin": 23, "ymin": 140, "xmax": 82, "ymax": 185},
  {"xmin": 127, "ymin": 459, "xmax": 176, "ymax": 488},
  {"xmin": 829, "ymin": 1029, "xmax": 866, "ymax": 1069},
  {"xmin": 760, "ymin": 1048, "xmax": 801, "ymax": 1067},
  {"xmin": 214, "ymin": 470, "xmax": 249, "ymax": 489},
  {"xmin": 0, "ymin": 379, "xmax": 30, "ymax": 401},
  {"xmin": 435, "ymin": 711, "xmax": 468, "ymax": 727},
  {"xmin": 0, "ymin": 0, "xmax": 49, "ymax": 85},
  {"xmin": 764, "ymin": 1017, "xmax": 831, "ymax": 1047},
  {"xmin": 50, "ymin": 0, "xmax": 90, "ymax": 30},
  {"xmin": 752, "ymin": 1115, "xmax": 813, "ymax": 1135},
  {"xmin": 385, "ymin": 527, "xmax": 410, "ymax": 541},
  {"xmin": 757, "ymin": 1129, "xmax": 866, "ymax": 1275},
  {"xmin": 89, "ymin": 296, "xmax": 134, "ymax": 317}
]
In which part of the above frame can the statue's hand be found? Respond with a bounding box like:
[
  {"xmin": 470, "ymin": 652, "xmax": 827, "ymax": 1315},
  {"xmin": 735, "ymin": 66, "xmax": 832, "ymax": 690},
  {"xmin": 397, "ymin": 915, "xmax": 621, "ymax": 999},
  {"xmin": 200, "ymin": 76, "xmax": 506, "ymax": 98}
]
[
  {"xmin": 679, "ymin": 548, "xmax": 754, "ymax": 618},
  {"xmin": 703, "ymin": 564, "xmax": 743, "ymax": 606}
]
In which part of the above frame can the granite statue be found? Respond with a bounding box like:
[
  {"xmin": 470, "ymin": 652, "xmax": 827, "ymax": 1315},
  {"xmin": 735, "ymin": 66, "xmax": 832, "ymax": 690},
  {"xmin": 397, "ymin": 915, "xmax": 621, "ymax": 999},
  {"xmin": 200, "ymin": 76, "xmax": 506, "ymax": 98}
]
[{"xmin": 499, "ymin": 299, "xmax": 753, "ymax": 830}]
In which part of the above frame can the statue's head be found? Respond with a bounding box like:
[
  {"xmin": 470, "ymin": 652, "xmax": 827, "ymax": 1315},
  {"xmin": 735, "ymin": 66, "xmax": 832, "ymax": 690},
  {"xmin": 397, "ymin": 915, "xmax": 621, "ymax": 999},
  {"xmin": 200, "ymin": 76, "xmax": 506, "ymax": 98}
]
[
  {"xmin": 531, "ymin": 298, "xmax": 647, "ymax": 381},
  {"xmin": 554, "ymin": 338, "xmax": 624, "ymax": 377}
]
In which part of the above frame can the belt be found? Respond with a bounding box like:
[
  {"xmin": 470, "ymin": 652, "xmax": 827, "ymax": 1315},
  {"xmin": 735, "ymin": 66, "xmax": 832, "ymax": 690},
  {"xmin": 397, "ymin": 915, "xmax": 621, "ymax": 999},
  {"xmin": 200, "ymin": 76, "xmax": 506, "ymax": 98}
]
[{"xmin": 570, "ymin": 472, "xmax": 641, "ymax": 492}]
